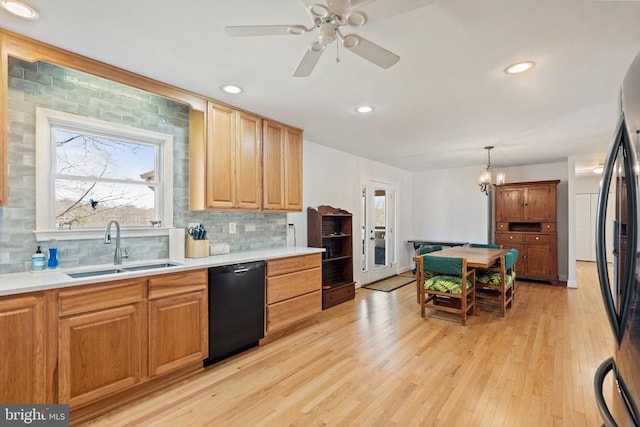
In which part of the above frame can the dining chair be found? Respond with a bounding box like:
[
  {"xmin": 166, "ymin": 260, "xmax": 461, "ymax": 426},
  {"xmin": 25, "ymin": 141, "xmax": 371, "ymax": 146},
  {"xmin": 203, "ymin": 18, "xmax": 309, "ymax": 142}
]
[
  {"xmin": 414, "ymin": 254, "xmax": 476, "ymax": 325},
  {"xmin": 414, "ymin": 245, "xmax": 443, "ymax": 303},
  {"xmin": 469, "ymin": 243, "xmax": 502, "ymax": 249},
  {"xmin": 475, "ymin": 250, "xmax": 517, "ymax": 317}
]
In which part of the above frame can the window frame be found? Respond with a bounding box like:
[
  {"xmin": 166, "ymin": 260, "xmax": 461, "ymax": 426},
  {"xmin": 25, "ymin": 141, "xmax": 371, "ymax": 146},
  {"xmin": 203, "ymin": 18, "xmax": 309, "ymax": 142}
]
[{"xmin": 35, "ymin": 108, "xmax": 174, "ymax": 241}]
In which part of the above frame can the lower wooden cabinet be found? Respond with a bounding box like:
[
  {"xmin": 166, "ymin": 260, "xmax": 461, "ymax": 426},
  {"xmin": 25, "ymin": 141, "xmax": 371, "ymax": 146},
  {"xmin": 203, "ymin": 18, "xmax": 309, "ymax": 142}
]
[
  {"xmin": 58, "ymin": 303, "xmax": 143, "ymax": 408},
  {"xmin": 57, "ymin": 279, "xmax": 145, "ymax": 408},
  {"xmin": 265, "ymin": 254, "xmax": 321, "ymax": 334},
  {"xmin": 54, "ymin": 269, "xmax": 207, "ymax": 410},
  {"xmin": 148, "ymin": 270, "xmax": 207, "ymax": 377},
  {"xmin": 0, "ymin": 293, "xmax": 47, "ymax": 404},
  {"xmin": 495, "ymin": 233, "xmax": 558, "ymax": 282}
]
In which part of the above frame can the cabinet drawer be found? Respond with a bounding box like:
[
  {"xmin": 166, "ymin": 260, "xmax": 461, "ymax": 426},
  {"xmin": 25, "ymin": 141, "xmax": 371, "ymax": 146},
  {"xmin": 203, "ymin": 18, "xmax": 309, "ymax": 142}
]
[
  {"xmin": 58, "ymin": 279, "xmax": 144, "ymax": 317},
  {"xmin": 266, "ymin": 290, "xmax": 321, "ymax": 332},
  {"xmin": 526, "ymin": 234, "xmax": 551, "ymax": 244},
  {"xmin": 267, "ymin": 267, "xmax": 321, "ymax": 304},
  {"xmin": 267, "ymin": 254, "xmax": 321, "ymax": 277},
  {"xmin": 496, "ymin": 223, "xmax": 508, "ymax": 231},
  {"xmin": 323, "ymin": 284, "xmax": 355, "ymax": 309},
  {"xmin": 148, "ymin": 269, "xmax": 207, "ymax": 299},
  {"xmin": 495, "ymin": 233, "xmax": 524, "ymax": 244},
  {"xmin": 541, "ymin": 223, "xmax": 556, "ymax": 232}
]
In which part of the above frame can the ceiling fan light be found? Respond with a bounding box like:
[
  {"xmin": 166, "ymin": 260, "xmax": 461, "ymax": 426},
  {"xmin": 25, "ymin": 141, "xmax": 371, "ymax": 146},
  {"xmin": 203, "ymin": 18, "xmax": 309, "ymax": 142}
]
[
  {"xmin": 356, "ymin": 105, "xmax": 374, "ymax": 114},
  {"xmin": 1, "ymin": 0, "xmax": 38, "ymax": 19},
  {"xmin": 221, "ymin": 84, "xmax": 243, "ymax": 94},
  {"xmin": 505, "ymin": 61, "xmax": 535, "ymax": 74}
]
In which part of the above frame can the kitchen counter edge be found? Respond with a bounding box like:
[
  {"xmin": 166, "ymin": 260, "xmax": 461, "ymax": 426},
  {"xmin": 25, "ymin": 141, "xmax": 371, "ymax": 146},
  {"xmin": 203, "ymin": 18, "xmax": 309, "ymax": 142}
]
[{"xmin": 0, "ymin": 247, "xmax": 324, "ymax": 297}]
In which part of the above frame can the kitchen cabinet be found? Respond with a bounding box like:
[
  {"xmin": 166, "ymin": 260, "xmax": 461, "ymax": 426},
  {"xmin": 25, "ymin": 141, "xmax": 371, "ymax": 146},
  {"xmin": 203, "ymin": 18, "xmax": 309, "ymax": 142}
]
[
  {"xmin": 148, "ymin": 270, "xmax": 208, "ymax": 377},
  {"xmin": 190, "ymin": 102, "xmax": 262, "ymax": 210},
  {"xmin": 0, "ymin": 292, "xmax": 47, "ymax": 403},
  {"xmin": 495, "ymin": 181, "xmax": 557, "ymax": 223},
  {"xmin": 57, "ymin": 279, "xmax": 145, "ymax": 409},
  {"xmin": 265, "ymin": 254, "xmax": 322, "ymax": 334},
  {"xmin": 55, "ymin": 269, "xmax": 208, "ymax": 410},
  {"xmin": 263, "ymin": 119, "xmax": 303, "ymax": 212},
  {"xmin": 494, "ymin": 180, "xmax": 560, "ymax": 283},
  {"xmin": 307, "ymin": 206, "xmax": 356, "ymax": 309}
]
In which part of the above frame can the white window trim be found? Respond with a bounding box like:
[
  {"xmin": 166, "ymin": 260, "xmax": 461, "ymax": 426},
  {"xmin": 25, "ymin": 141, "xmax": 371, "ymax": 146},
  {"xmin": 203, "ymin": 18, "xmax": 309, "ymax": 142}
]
[{"xmin": 35, "ymin": 107, "xmax": 174, "ymax": 241}]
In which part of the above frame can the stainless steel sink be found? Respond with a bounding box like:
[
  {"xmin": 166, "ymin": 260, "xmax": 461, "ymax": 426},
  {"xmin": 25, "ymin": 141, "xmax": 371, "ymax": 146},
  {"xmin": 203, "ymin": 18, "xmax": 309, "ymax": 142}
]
[
  {"xmin": 122, "ymin": 262, "xmax": 182, "ymax": 272},
  {"xmin": 66, "ymin": 268, "xmax": 126, "ymax": 278},
  {"xmin": 66, "ymin": 262, "xmax": 182, "ymax": 279}
]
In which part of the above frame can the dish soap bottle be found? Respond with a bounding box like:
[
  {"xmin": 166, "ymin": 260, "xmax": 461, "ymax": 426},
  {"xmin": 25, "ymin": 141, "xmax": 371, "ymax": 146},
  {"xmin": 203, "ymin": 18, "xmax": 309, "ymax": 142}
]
[{"xmin": 31, "ymin": 246, "xmax": 46, "ymax": 272}]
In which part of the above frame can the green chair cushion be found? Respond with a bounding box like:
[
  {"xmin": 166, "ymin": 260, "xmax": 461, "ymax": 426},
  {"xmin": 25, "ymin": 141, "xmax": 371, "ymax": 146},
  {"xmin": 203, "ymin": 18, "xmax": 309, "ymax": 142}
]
[
  {"xmin": 425, "ymin": 275, "xmax": 473, "ymax": 294},
  {"xmin": 476, "ymin": 271, "xmax": 515, "ymax": 287}
]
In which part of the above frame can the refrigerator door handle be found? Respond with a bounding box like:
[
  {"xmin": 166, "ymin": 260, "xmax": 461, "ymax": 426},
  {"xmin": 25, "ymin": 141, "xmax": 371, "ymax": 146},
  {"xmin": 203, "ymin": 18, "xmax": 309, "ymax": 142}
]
[
  {"xmin": 595, "ymin": 115, "xmax": 638, "ymax": 344},
  {"xmin": 594, "ymin": 357, "xmax": 618, "ymax": 427}
]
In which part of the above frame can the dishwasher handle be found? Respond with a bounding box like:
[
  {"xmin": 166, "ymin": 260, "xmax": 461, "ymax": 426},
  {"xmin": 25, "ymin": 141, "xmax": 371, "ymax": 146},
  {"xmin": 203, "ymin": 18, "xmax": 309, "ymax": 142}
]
[{"xmin": 234, "ymin": 268, "xmax": 250, "ymax": 274}]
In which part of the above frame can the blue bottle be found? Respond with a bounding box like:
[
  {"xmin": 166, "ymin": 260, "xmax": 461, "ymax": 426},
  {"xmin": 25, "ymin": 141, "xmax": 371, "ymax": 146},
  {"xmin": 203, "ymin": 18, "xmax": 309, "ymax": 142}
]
[{"xmin": 48, "ymin": 239, "xmax": 59, "ymax": 269}]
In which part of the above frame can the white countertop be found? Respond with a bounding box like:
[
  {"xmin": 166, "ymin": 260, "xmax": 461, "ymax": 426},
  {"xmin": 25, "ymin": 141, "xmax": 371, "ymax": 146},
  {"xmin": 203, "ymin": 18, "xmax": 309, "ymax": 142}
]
[{"xmin": 0, "ymin": 247, "xmax": 324, "ymax": 297}]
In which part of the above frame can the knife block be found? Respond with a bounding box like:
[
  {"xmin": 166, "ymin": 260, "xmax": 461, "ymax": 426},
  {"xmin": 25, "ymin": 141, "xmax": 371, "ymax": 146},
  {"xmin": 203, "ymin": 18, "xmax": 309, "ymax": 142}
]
[{"xmin": 186, "ymin": 236, "xmax": 209, "ymax": 258}]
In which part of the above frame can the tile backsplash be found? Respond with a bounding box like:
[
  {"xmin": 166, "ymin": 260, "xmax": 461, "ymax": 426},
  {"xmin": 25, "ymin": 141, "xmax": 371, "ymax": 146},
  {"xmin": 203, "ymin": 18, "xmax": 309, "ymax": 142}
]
[{"xmin": 0, "ymin": 58, "xmax": 286, "ymax": 274}]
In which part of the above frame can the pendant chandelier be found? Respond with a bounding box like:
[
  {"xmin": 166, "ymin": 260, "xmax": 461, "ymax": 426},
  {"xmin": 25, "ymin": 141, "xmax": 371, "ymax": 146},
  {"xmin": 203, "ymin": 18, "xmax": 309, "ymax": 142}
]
[{"xmin": 479, "ymin": 146, "xmax": 505, "ymax": 195}]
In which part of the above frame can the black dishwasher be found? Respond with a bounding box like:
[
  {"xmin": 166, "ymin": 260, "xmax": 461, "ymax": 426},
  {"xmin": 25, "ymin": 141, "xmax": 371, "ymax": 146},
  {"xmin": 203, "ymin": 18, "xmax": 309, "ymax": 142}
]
[{"xmin": 203, "ymin": 261, "xmax": 265, "ymax": 366}]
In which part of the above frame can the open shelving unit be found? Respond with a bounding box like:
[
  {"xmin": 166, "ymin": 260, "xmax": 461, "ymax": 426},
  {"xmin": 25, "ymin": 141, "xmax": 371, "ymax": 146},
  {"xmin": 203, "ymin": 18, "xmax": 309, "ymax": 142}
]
[{"xmin": 307, "ymin": 206, "xmax": 355, "ymax": 309}]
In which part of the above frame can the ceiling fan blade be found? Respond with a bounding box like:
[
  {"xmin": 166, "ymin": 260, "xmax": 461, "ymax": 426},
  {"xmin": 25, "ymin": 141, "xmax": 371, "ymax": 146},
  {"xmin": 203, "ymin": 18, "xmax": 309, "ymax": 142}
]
[
  {"xmin": 225, "ymin": 25, "xmax": 308, "ymax": 37},
  {"xmin": 342, "ymin": 34, "xmax": 399, "ymax": 69},
  {"xmin": 293, "ymin": 42, "xmax": 326, "ymax": 77}
]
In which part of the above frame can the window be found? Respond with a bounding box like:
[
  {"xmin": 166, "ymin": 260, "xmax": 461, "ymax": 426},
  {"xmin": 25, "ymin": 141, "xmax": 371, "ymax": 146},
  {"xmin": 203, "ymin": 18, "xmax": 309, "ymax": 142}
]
[{"xmin": 35, "ymin": 108, "xmax": 173, "ymax": 240}]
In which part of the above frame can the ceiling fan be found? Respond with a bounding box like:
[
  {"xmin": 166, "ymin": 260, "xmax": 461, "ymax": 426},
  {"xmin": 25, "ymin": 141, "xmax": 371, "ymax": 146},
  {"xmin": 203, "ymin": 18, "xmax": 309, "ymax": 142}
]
[{"xmin": 225, "ymin": 0, "xmax": 402, "ymax": 77}]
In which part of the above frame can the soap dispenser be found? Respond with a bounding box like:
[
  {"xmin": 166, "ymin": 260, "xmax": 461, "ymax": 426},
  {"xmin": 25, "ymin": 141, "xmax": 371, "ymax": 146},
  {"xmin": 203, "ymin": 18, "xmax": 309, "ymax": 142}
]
[{"xmin": 31, "ymin": 246, "xmax": 46, "ymax": 271}]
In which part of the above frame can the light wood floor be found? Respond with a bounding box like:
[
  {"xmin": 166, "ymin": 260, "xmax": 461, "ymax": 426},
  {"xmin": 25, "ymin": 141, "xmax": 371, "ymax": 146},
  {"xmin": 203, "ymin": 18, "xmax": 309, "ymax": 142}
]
[{"xmin": 83, "ymin": 262, "xmax": 614, "ymax": 426}]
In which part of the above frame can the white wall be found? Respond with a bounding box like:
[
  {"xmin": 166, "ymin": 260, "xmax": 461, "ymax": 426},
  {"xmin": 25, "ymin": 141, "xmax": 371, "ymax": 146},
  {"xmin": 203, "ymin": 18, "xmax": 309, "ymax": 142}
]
[
  {"xmin": 412, "ymin": 166, "xmax": 490, "ymax": 242},
  {"xmin": 288, "ymin": 140, "xmax": 414, "ymax": 286}
]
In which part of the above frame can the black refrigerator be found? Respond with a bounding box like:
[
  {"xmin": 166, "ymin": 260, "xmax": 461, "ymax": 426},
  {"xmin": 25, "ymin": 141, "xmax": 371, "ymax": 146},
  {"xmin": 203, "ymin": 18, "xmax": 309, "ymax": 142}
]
[{"xmin": 594, "ymin": 50, "xmax": 640, "ymax": 426}]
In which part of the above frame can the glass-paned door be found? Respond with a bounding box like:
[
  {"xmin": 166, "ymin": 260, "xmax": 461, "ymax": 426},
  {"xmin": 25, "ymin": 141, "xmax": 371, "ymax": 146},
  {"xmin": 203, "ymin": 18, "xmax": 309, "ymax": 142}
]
[{"xmin": 362, "ymin": 181, "xmax": 396, "ymax": 283}]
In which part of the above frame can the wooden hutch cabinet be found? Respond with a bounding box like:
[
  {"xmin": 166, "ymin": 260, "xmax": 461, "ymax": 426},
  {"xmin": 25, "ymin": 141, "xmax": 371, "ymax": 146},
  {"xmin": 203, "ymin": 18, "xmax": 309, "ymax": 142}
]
[
  {"xmin": 307, "ymin": 206, "xmax": 356, "ymax": 309},
  {"xmin": 494, "ymin": 180, "xmax": 560, "ymax": 283}
]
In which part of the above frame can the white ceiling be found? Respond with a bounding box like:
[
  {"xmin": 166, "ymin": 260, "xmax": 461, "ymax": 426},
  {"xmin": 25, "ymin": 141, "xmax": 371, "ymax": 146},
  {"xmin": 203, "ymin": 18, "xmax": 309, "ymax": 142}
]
[{"xmin": 2, "ymin": 0, "xmax": 640, "ymax": 173}]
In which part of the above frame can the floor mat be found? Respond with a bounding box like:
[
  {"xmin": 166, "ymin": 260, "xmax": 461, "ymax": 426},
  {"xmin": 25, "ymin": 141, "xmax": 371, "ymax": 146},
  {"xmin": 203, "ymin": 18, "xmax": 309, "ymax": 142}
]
[{"xmin": 363, "ymin": 275, "xmax": 415, "ymax": 292}]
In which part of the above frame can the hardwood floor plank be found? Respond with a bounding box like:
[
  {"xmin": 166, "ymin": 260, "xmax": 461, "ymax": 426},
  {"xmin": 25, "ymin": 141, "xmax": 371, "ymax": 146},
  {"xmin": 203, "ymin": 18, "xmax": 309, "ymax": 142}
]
[{"xmin": 80, "ymin": 262, "xmax": 614, "ymax": 426}]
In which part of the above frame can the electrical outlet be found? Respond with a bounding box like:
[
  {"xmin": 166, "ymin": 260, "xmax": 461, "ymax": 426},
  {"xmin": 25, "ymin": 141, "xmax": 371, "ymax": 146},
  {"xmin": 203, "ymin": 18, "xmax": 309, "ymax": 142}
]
[
  {"xmin": 229, "ymin": 222, "xmax": 236, "ymax": 234},
  {"xmin": 245, "ymin": 224, "xmax": 255, "ymax": 232}
]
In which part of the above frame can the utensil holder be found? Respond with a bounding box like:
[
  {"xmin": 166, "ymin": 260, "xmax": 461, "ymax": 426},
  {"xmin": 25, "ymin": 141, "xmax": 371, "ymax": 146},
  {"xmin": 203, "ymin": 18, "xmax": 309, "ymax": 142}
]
[{"xmin": 186, "ymin": 236, "xmax": 209, "ymax": 258}]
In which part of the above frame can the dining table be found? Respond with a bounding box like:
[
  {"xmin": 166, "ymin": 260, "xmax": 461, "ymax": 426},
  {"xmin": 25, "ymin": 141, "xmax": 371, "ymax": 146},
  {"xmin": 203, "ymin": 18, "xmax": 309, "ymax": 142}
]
[{"xmin": 427, "ymin": 246, "xmax": 509, "ymax": 269}]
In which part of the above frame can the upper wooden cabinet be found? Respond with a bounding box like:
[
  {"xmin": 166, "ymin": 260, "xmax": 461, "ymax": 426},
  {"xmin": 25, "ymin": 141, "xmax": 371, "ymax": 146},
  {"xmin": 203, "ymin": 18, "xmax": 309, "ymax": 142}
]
[
  {"xmin": 263, "ymin": 120, "xmax": 303, "ymax": 212},
  {"xmin": 190, "ymin": 102, "xmax": 262, "ymax": 210},
  {"xmin": 495, "ymin": 181, "xmax": 558, "ymax": 223}
]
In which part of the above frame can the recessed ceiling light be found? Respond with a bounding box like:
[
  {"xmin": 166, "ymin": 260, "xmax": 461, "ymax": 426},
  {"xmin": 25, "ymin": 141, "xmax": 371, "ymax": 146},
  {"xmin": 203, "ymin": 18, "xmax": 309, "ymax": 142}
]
[
  {"xmin": 356, "ymin": 105, "xmax": 374, "ymax": 114},
  {"xmin": 1, "ymin": 0, "xmax": 38, "ymax": 19},
  {"xmin": 221, "ymin": 84, "xmax": 243, "ymax": 94},
  {"xmin": 505, "ymin": 61, "xmax": 535, "ymax": 75}
]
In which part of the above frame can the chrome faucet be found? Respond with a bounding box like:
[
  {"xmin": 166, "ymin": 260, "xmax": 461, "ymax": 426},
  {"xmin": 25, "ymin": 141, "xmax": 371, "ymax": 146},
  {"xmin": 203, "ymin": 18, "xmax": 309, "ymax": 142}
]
[{"xmin": 104, "ymin": 220, "xmax": 127, "ymax": 265}]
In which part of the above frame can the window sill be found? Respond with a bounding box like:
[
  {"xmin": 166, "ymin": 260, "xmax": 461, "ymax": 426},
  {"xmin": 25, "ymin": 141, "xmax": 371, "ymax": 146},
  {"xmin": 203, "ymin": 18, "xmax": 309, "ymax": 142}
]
[{"xmin": 34, "ymin": 227, "xmax": 171, "ymax": 242}]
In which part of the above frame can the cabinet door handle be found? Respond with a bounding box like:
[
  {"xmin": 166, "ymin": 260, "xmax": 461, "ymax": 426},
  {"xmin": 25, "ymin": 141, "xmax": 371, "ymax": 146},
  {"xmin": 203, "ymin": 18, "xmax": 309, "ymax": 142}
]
[
  {"xmin": 523, "ymin": 255, "xmax": 528, "ymax": 259},
  {"xmin": 535, "ymin": 236, "xmax": 540, "ymax": 240},
  {"xmin": 509, "ymin": 236, "xmax": 514, "ymax": 239}
]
